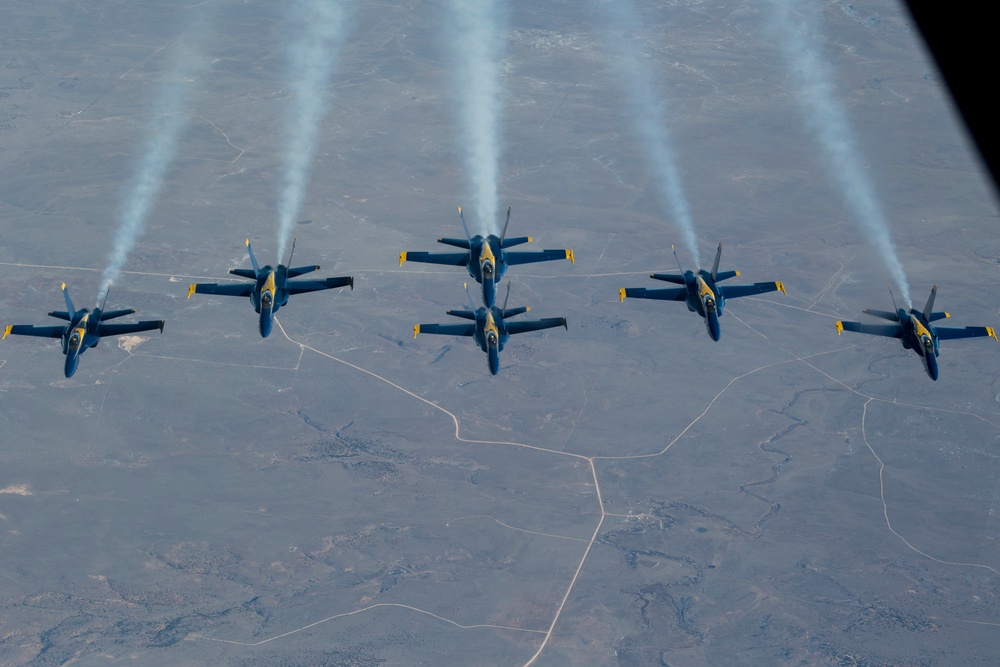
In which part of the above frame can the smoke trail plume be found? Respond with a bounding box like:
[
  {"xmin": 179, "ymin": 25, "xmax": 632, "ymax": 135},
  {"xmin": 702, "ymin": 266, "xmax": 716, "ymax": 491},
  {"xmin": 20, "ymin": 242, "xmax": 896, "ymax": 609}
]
[
  {"xmin": 599, "ymin": 0, "xmax": 700, "ymax": 266},
  {"xmin": 446, "ymin": 0, "xmax": 504, "ymax": 235},
  {"xmin": 276, "ymin": 0, "xmax": 349, "ymax": 263},
  {"xmin": 98, "ymin": 38, "xmax": 202, "ymax": 305},
  {"xmin": 769, "ymin": 0, "xmax": 911, "ymax": 307}
]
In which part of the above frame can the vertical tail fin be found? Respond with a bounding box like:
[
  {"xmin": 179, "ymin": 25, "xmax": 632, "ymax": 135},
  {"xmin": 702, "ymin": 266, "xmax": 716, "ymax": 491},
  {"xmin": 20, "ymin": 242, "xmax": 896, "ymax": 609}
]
[
  {"xmin": 499, "ymin": 206, "xmax": 512, "ymax": 243},
  {"xmin": 672, "ymin": 245, "xmax": 684, "ymax": 272},
  {"xmin": 246, "ymin": 239, "xmax": 261, "ymax": 278},
  {"xmin": 61, "ymin": 283, "xmax": 77, "ymax": 315},
  {"xmin": 710, "ymin": 242, "xmax": 723, "ymax": 281},
  {"xmin": 501, "ymin": 282, "xmax": 511, "ymax": 311},
  {"xmin": 922, "ymin": 285, "xmax": 938, "ymax": 320},
  {"xmin": 286, "ymin": 237, "xmax": 297, "ymax": 268},
  {"xmin": 458, "ymin": 206, "xmax": 472, "ymax": 243}
]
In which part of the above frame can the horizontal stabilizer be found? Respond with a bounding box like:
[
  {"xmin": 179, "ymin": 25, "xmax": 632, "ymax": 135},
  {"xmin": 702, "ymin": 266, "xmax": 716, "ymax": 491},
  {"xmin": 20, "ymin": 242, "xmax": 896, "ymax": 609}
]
[
  {"xmin": 445, "ymin": 309, "xmax": 477, "ymax": 321},
  {"xmin": 100, "ymin": 308, "xmax": 137, "ymax": 321},
  {"xmin": 502, "ymin": 306, "xmax": 529, "ymax": 318},
  {"xmin": 47, "ymin": 311, "xmax": 72, "ymax": 321},
  {"xmin": 436, "ymin": 237, "xmax": 472, "ymax": 249},
  {"xmin": 927, "ymin": 312, "xmax": 950, "ymax": 322},
  {"xmin": 500, "ymin": 236, "xmax": 531, "ymax": 248},
  {"xmin": 229, "ymin": 268, "xmax": 257, "ymax": 280},
  {"xmin": 862, "ymin": 308, "xmax": 901, "ymax": 322},
  {"xmin": 714, "ymin": 270, "xmax": 740, "ymax": 282},
  {"xmin": 287, "ymin": 265, "xmax": 320, "ymax": 278},
  {"xmin": 650, "ymin": 273, "xmax": 686, "ymax": 285}
]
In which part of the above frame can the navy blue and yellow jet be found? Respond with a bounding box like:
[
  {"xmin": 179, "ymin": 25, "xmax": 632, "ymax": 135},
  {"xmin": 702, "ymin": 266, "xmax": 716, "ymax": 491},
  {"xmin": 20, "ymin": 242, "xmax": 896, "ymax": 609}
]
[
  {"xmin": 414, "ymin": 284, "xmax": 568, "ymax": 375},
  {"xmin": 187, "ymin": 239, "xmax": 353, "ymax": 338},
  {"xmin": 619, "ymin": 243, "xmax": 785, "ymax": 341},
  {"xmin": 2, "ymin": 283, "xmax": 164, "ymax": 377},
  {"xmin": 836, "ymin": 285, "xmax": 997, "ymax": 381},
  {"xmin": 400, "ymin": 206, "xmax": 574, "ymax": 308}
]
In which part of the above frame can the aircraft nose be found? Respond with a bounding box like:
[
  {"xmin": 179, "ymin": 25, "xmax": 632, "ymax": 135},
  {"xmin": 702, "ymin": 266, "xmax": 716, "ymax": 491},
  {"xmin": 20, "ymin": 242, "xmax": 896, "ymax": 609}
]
[
  {"xmin": 488, "ymin": 346, "xmax": 500, "ymax": 375},
  {"xmin": 259, "ymin": 306, "xmax": 273, "ymax": 338}
]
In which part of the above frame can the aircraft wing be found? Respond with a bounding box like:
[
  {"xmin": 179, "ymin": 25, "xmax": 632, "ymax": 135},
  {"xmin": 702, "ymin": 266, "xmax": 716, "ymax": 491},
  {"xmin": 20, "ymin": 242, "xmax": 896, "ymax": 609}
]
[
  {"xmin": 505, "ymin": 249, "xmax": 574, "ymax": 266},
  {"xmin": 287, "ymin": 276, "xmax": 353, "ymax": 295},
  {"xmin": 935, "ymin": 325, "xmax": 998, "ymax": 341},
  {"xmin": 506, "ymin": 317, "xmax": 567, "ymax": 335},
  {"xmin": 189, "ymin": 283, "xmax": 255, "ymax": 298},
  {"xmin": 3, "ymin": 324, "xmax": 65, "ymax": 339},
  {"xmin": 720, "ymin": 281, "xmax": 785, "ymax": 299},
  {"xmin": 835, "ymin": 321, "xmax": 903, "ymax": 338},
  {"xmin": 400, "ymin": 251, "xmax": 468, "ymax": 266},
  {"xmin": 620, "ymin": 287, "xmax": 687, "ymax": 301},
  {"xmin": 98, "ymin": 320, "xmax": 165, "ymax": 337},
  {"xmin": 414, "ymin": 323, "xmax": 477, "ymax": 337}
]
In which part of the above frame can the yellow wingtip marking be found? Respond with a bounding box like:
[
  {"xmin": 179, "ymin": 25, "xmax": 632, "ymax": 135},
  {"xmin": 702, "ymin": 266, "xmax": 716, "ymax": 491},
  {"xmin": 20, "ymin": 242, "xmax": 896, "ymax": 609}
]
[
  {"xmin": 245, "ymin": 238, "xmax": 250, "ymax": 247},
  {"xmin": 988, "ymin": 327, "xmax": 998, "ymax": 342},
  {"xmin": 835, "ymin": 321, "xmax": 844, "ymax": 335},
  {"xmin": 457, "ymin": 206, "xmax": 462, "ymax": 214},
  {"xmin": 944, "ymin": 312, "xmax": 951, "ymax": 318},
  {"xmin": 566, "ymin": 249, "xmax": 575, "ymax": 264},
  {"xmin": 527, "ymin": 236, "xmax": 534, "ymax": 243},
  {"xmin": 187, "ymin": 284, "xmax": 197, "ymax": 299},
  {"xmin": 61, "ymin": 282, "xmax": 67, "ymax": 290},
  {"xmin": 2, "ymin": 325, "xmax": 11, "ymax": 340},
  {"xmin": 399, "ymin": 251, "xmax": 406, "ymax": 266},
  {"xmin": 525, "ymin": 306, "xmax": 531, "ymax": 312},
  {"xmin": 413, "ymin": 324, "xmax": 420, "ymax": 338},
  {"xmin": 776, "ymin": 281, "xmax": 786, "ymax": 295},
  {"xmin": 619, "ymin": 288, "xmax": 626, "ymax": 303},
  {"xmin": 734, "ymin": 269, "xmax": 741, "ymax": 277}
]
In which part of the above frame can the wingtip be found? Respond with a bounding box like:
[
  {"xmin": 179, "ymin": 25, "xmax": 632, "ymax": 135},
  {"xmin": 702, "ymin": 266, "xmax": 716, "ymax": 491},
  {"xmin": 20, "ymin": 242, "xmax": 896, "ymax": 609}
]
[
  {"xmin": 2, "ymin": 324, "xmax": 11, "ymax": 340},
  {"xmin": 835, "ymin": 321, "xmax": 844, "ymax": 335},
  {"xmin": 399, "ymin": 251, "xmax": 406, "ymax": 267},
  {"xmin": 776, "ymin": 281, "xmax": 786, "ymax": 295},
  {"xmin": 734, "ymin": 269, "xmax": 741, "ymax": 277},
  {"xmin": 988, "ymin": 326, "xmax": 998, "ymax": 342},
  {"xmin": 566, "ymin": 249, "xmax": 575, "ymax": 264},
  {"xmin": 562, "ymin": 318, "xmax": 568, "ymax": 330},
  {"xmin": 525, "ymin": 306, "xmax": 531, "ymax": 312},
  {"xmin": 619, "ymin": 288, "xmax": 626, "ymax": 303},
  {"xmin": 413, "ymin": 324, "xmax": 420, "ymax": 339},
  {"xmin": 61, "ymin": 282, "xmax": 67, "ymax": 291},
  {"xmin": 187, "ymin": 284, "xmax": 197, "ymax": 299},
  {"xmin": 349, "ymin": 277, "xmax": 354, "ymax": 291},
  {"xmin": 245, "ymin": 238, "xmax": 250, "ymax": 247},
  {"xmin": 158, "ymin": 321, "xmax": 165, "ymax": 334}
]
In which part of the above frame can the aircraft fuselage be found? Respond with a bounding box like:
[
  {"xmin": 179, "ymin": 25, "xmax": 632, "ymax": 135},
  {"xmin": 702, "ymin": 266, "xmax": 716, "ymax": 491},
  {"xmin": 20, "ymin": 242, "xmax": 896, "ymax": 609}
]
[
  {"xmin": 683, "ymin": 270, "xmax": 725, "ymax": 341},
  {"xmin": 249, "ymin": 265, "xmax": 291, "ymax": 338}
]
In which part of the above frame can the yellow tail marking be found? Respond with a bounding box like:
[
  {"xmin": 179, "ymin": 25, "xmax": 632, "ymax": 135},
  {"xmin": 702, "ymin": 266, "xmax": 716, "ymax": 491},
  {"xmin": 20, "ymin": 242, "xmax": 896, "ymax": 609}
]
[
  {"xmin": 187, "ymin": 284, "xmax": 197, "ymax": 299},
  {"xmin": 566, "ymin": 249, "xmax": 575, "ymax": 264},
  {"xmin": 61, "ymin": 282, "xmax": 67, "ymax": 290},
  {"xmin": 944, "ymin": 312, "xmax": 951, "ymax": 318},
  {"xmin": 245, "ymin": 238, "xmax": 250, "ymax": 247},
  {"xmin": 527, "ymin": 236, "xmax": 534, "ymax": 243},
  {"xmin": 413, "ymin": 324, "xmax": 420, "ymax": 338},
  {"xmin": 835, "ymin": 321, "xmax": 844, "ymax": 335},
  {"xmin": 734, "ymin": 270, "xmax": 741, "ymax": 277},
  {"xmin": 399, "ymin": 251, "xmax": 406, "ymax": 266},
  {"xmin": 2, "ymin": 325, "xmax": 11, "ymax": 340},
  {"xmin": 619, "ymin": 288, "xmax": 626, "ymax": 303},
  {"xmin": 776, "ymin": 281, "xmax": 786, "ymax": 295},
  {"xmin": 987, "ymin": 327, "xmax": 998, "ymax": 342}
]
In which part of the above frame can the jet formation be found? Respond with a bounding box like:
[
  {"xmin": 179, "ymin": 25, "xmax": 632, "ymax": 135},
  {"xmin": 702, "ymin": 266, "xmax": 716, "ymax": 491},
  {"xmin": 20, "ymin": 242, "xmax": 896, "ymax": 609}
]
[
  {"xmin": 187, "ymin": 239, "xmax": 353, "ymax": 338},
  {"xmin": 415, "ymin": 283, "xmax": 568, "ymax": 376},
  {"xmin": 400, "ymin": 206, "xmax": 574, "ymax": 308},
  {"xmin": 2, "ymin": 283, "xmax": 164, "ymax": 378},
  {"xmin": 836, "ymin": 285, "xmax": 997, "ymax": 381},
  {"xmin": 619, "ymin": 243, "xmax": 785, "ymax": 341}
]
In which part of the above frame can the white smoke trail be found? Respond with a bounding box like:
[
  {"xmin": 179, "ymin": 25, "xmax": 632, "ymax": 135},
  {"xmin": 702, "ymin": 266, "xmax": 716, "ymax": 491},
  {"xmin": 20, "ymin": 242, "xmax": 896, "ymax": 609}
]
[
  {"xmin": 447, "ymin": 0, "xmax": 504, "ymax": 235},
  {"xmin": 599, "ymin": 0, "xmax": 700, "ymax": 267},
  {"xmin": 276, "ymin": 0, "xmax": 349, "ymax": 263},
  {"xmin": 97, "ymin": 38, "xmax": 201, "ymax": 305},
  {"xmin": 769, "ymin": 0, "xmax": 912, "ymax": 307}
]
